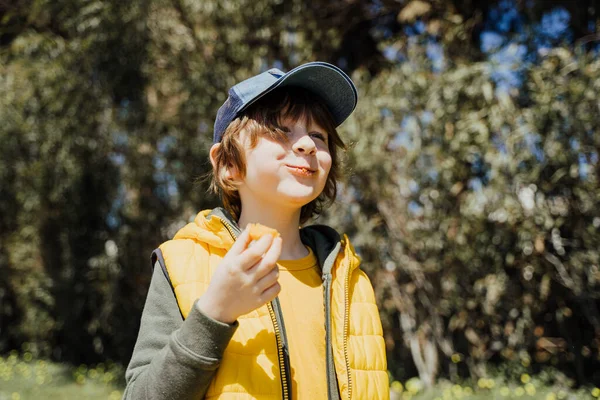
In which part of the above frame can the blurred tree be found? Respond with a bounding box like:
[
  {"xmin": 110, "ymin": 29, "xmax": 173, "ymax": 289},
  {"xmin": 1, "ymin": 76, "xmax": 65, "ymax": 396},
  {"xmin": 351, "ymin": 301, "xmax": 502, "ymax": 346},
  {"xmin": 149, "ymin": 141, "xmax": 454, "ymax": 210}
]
[
  {"xmin": 323, "ymin": 46, "xmax": 600, "ymax": 385},
  {"xmin": 0, "ymin": 0, "xmax": 152, "ymax": 363}
]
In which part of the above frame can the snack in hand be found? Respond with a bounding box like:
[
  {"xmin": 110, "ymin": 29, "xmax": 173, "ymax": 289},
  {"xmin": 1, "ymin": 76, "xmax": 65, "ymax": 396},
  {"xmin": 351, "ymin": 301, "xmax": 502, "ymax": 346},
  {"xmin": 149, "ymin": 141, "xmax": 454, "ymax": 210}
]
[{"xmin": 248, "ymin": 223, "xmax": 280, "ymax": 241}]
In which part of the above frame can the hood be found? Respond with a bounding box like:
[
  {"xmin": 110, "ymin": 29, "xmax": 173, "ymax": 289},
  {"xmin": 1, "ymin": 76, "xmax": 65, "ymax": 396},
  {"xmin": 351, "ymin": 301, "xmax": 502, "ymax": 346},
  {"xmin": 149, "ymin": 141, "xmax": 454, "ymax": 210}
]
[
  {"xmin": 172, "ymin": 208, "xmax": 239, "ymax": 251},
  {"xmin": 172, "ymin": 208, "xmax": 360, "ymax": 274}
]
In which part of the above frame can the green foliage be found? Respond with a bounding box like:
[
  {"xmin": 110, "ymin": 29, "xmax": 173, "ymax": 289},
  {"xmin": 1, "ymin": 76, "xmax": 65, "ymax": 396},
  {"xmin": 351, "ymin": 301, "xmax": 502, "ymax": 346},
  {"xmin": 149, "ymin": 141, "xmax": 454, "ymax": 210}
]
[
  {"xmin": 0, "ymin": 0, "xmax": 167, "ymax": 363},
  {"xmin": 322, "ymin": 47, "xmax": 600, "ymax": 383}
]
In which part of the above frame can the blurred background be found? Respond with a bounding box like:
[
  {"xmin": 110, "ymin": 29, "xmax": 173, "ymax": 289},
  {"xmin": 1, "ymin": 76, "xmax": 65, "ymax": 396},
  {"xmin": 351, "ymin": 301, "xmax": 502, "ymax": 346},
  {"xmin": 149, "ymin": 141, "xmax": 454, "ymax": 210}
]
[{"xmin": 1, "ymin": 0, "xmax": 600, "ymax": 398}]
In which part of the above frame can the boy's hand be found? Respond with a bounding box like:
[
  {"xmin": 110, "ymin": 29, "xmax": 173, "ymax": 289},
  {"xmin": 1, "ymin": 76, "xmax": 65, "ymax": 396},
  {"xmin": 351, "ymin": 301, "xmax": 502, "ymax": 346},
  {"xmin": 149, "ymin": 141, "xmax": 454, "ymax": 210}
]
[{"xmin": 195, "ymin": 226, "xmax": 282, "ymax": 324}]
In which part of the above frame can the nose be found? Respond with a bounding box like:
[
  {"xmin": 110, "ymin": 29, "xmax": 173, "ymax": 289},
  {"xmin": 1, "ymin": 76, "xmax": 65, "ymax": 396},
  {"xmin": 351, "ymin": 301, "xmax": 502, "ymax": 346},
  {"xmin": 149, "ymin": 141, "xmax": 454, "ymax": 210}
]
[{"xmin": 292, "ymin": 134, "xmax": 317, "ymax": 155}]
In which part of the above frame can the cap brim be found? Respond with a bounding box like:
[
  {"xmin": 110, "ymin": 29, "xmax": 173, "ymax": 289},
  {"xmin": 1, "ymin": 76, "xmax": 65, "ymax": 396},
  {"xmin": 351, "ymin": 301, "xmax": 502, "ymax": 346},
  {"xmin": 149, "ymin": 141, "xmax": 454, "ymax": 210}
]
[{"xmin": 240, "ymin": 62, "xmax": 358, "ymax": 126}]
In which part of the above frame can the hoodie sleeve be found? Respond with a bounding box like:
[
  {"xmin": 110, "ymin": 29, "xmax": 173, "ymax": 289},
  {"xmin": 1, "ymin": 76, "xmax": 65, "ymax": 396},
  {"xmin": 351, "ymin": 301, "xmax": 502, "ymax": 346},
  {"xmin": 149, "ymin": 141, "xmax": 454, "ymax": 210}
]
[{"xmin": 123, "ymin": 261, "xmax": 238, "ymax": 400}]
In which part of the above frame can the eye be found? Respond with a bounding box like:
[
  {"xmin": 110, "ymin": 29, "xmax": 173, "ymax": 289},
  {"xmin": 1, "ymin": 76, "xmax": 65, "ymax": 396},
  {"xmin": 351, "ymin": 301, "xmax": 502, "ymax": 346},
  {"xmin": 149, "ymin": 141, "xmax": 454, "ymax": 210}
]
[
  {"xmin": 310, "ymin": 132, "xmax": 327, "ymax": 142},
  {"xmin": 281, "ymin": 127, "xmax": 293, "ymax": 136},
  {"xmin": 276, "ymin": 126, "xmax": 292, "ymax": 141}
]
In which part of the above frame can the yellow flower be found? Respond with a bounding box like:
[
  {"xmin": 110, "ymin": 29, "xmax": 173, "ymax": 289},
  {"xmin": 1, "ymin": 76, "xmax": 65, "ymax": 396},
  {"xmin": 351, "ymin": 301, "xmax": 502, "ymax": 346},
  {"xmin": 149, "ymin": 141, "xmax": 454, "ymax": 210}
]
[
  {"xmin": 109, "ymin": 391, "xmax": 122, "ymax": 400},
  {"xmin": 500, "ymin": 387, "xmax": 510, "ymax": 397},
  {"xmin": 520, "ymin": 373, "xmax": 531, "ymax": 384},
  {"xmin": 391, "ymin": 381, "xmax": 404, "ymax": 393},
  {"xmin": 545, "ymin": 393, "xmax": 556, "ymax": 400},
  {"xmin": 592, "ymin": 388, "xmax": 600, "ymax": 398},
  {"xmin": 103, "ymin": 372, "xmax": 115, "ymax": 383},
  {"xmin": 525, "ymin": 383, "xmax": 536, "ymax": 396},
  {"xmin": 405, "ymin": 377, "xmax": 423, "ymax": 394},
  {"xmin": 480, "ymin": 378, "xmax": 495, "ymax": 389},
  {"xmin": 451, "ymin": 353, "xmax": 462, "ymax": 363},
  {"xmin": 477, "ymin": 378, "xmax": 487, "ymax": 389},
  {"xmin": 452, "ymin": 384, "xmax": 463, "ymax": 396},
  {"xmin": 515, "ymin": 387, "xmax": 525, "ymax": 397},
  {"xmin": 443, "ymin": 387, "xmax": 452, "ymax": 399},
  {"xmin": 11, "ymin": 393, "xmax": 20, "ymax": 400}
]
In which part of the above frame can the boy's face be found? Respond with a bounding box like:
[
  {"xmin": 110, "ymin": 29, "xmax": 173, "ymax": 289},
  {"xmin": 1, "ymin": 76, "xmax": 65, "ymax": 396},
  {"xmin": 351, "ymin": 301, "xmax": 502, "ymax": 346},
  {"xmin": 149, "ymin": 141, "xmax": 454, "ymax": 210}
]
[{"xmin": 236, "ymin": 116, "xmax": 332, "ymax": 212}]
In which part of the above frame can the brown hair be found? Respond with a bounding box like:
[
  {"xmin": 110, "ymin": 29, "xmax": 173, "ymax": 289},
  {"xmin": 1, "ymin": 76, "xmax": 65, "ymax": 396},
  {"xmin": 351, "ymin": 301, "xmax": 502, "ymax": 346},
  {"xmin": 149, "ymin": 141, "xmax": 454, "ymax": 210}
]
[{"xmin": 210, "ymin": 86, "xmax": 346, "ymax": 224}]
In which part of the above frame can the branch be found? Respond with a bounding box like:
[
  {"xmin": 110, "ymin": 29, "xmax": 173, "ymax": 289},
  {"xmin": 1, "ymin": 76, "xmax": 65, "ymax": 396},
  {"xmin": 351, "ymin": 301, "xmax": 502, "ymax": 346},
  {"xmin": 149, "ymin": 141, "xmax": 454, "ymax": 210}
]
[{"xmin": 544, "ymin": 252, "xmax": 579, "ymax": 294}]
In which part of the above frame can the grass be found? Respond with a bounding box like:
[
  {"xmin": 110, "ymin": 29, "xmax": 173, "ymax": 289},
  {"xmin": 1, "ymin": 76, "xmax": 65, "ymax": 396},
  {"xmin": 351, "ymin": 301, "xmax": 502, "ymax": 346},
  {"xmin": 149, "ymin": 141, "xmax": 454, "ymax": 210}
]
[
  {"xmin": 0, "ymin": 352, "xmax": 123, "ymax": 400},
  {"xmin": 391, "ymin": 376, "xmax": 599, "ymax": 400},
  {"xmin": 1, "ymin": 352, "xmax": 598, "ymax": 400}
]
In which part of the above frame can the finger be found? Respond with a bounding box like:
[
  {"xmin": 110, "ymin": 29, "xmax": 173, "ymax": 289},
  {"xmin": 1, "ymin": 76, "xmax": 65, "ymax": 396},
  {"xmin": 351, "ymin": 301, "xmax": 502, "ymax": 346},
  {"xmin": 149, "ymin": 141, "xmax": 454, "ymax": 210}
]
[
  {"xmin": 255, "ymin": 264, "xmax": 279, "ymax": 291},
  {"xmin": 250, "ymin": 237, "xmax": 282, "ymax": 280},
  {"xmin": 228, "ymin": 226, "xmax": 252, "ymax": 255},
  {"xmin": 259, "ymin": 282, "xmax": 281, "ymax": 304},
  {"xmin": 263, "ymin": 236, "xmax": 283, "ymax": 264},
  {"xmin": 237, "ymin": 234, "xmax": 274, "ymax": 270}
]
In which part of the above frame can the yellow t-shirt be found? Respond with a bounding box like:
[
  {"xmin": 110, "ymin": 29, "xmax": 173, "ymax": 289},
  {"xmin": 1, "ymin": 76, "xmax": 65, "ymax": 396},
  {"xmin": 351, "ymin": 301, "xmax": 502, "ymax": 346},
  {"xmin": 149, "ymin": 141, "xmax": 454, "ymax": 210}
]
[{"xmin": 277, "ymin": 246, "xmax": 327, "ymax": 400}]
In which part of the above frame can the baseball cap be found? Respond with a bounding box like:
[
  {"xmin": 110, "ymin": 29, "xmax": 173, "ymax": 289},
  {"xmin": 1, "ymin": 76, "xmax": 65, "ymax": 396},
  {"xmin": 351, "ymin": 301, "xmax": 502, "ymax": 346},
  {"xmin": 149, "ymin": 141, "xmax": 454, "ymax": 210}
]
[{"xmin": 213, "ymin": 61, "xmax": 358, "ymax": 143}]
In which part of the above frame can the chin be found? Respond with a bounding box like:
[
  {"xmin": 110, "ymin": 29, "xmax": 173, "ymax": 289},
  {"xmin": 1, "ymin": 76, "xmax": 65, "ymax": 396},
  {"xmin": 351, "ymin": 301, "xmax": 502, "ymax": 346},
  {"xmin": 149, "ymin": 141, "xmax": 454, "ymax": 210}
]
[
  {"xmin": 275, "ymin": 190, "xmax": 319, "ymax": 207},
  {"xmin": 283, "ymin": 193, "xmax": 318, "ymax": 205},
  {"xmin": 280, "ymin": 185, "xmax": 321, "ymax": 200}
]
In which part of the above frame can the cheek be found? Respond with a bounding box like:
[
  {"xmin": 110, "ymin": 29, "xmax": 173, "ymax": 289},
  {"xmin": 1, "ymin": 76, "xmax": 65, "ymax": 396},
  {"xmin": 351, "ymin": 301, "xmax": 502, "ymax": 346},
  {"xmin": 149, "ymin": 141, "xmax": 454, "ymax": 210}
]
[
  {"xmin": 245, "ymin": 150, "xmax": 282, "ymax": 181},
  {"xmin": 319, "ymin": 152, "xmax": 333, "ymax": 175}
]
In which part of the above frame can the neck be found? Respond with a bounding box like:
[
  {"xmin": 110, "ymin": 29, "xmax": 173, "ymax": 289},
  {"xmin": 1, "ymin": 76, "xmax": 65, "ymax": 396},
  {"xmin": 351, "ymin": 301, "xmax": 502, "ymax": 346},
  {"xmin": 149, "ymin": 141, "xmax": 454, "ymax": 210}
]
[{"xmin": 237, "ymin": 205, "xmax": 307, "ymax": 260}]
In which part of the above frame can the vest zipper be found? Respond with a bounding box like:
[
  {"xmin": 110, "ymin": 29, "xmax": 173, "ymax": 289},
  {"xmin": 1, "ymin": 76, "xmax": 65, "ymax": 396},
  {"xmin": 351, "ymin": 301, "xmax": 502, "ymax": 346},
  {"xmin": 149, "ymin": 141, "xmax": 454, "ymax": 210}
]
[
  {"xmin": 324, "ymin": 273, "xmax": 335, "ymax": 400},
  {"xmin": 321, "ymin": 239, "xmax": 346, "ymax": 400},
  {"xmin": 342, "ymin": 255, "xmax": 353, "ymax": 399},
  {"xmin": 267, "ymin": 299, "xmax": 291, "ymax": 400},
  {"xmin": 215, "ymin": 214, "xmax": 292, "ymax": 400},
  {"xmin": 219, "ymin": 218, "xmax": 238, "ymax": 241}
]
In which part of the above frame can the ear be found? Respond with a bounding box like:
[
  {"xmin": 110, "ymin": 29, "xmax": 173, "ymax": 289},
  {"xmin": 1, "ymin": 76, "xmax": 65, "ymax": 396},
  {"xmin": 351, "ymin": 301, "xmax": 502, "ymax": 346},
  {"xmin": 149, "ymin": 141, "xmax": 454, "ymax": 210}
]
[
  {"xmin": 209, "ymin": 143, "xmax": 239, "ymax": 182},
  {"xmin": 209, "ymin": 143, "xmax": 221, "ymax": 170}
]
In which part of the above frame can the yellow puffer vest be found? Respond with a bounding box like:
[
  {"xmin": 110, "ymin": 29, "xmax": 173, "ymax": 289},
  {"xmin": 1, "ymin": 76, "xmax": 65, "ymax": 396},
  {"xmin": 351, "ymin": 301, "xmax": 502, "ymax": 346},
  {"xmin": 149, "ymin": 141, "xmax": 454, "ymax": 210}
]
[{"xmin": 158, "ymin": 210, "xmax": 389, "ymax": 399}]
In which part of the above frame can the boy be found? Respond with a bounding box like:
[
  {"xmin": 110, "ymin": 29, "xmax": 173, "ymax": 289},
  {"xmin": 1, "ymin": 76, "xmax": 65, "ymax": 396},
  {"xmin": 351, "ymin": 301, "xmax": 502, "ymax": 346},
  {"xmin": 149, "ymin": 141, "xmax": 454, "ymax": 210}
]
[{"xmin": 124, "ymin": 62, "xmax": 388, "ymax": 400}]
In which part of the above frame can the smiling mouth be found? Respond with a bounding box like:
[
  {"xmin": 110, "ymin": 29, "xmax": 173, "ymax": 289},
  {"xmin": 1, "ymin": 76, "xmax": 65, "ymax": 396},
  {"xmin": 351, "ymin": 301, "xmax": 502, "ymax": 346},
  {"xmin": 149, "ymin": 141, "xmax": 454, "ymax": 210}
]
[{"xmin": 286, "ymin": 165, "xmax": 316, "ymax": 176}]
